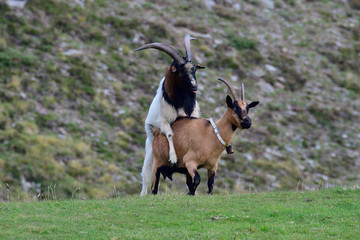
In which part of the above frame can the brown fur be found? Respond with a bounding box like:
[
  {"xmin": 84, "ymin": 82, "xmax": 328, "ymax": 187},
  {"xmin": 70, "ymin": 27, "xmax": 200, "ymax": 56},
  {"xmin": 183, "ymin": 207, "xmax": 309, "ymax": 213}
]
[
  {"xmin": 152, "ymin": 109, "xmax": 239, "ymax": 193},
  {"xmin": 163, "ymin": 65, "xmax": 180, "ymax": 103}
]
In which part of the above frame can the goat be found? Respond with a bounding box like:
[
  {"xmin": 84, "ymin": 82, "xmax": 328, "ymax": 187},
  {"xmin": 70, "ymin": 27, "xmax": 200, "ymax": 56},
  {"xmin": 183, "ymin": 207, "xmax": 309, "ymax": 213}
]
[
  {"xmin": 135, "ymin": 35, "xmax": 205, "ymax": 196},
  {"xmin": 151, "ymin": 78, "xmax": 259, "ymax": 195}
]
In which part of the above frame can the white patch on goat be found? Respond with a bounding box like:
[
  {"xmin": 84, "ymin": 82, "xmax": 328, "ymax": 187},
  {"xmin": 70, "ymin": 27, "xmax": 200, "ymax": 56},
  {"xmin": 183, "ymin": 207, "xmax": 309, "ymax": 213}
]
[
  {"xmin": 192, "ymin": 102, "xmax": 201, "ymax": 117},
  {"xmin": 160, "ymin": 97, "xmax": 178, "ymax": 123},
  {"xmin": 191, "ymin": 77, "xmax": 197, "ymax": 88}
]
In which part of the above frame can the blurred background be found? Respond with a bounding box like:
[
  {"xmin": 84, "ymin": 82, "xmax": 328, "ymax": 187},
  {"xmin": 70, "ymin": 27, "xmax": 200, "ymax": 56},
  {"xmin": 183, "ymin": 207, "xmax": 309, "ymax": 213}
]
[{"xmin": 0, "ymin": 0, "xmax": 359, "ymax": 200}]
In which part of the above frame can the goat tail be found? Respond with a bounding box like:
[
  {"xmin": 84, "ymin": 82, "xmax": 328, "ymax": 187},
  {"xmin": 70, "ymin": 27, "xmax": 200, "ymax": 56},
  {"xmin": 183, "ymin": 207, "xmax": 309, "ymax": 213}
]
[{"xmin": 141, "ymin": 124, "xmax": 156, "ymax": 196}]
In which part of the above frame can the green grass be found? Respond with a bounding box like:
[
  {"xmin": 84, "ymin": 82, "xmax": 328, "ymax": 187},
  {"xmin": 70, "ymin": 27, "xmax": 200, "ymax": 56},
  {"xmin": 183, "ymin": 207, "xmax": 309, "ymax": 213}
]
[
  {"xmin": 0, "ymin": 188, "xmax": 359, "ymax": 239},
  {"xmin": 0, "ymin": 48, "xmax": 37, "ymax": 69},
  {"xmin": 228, "ymin": 34, "xmax": 258, "ymax": 51}
]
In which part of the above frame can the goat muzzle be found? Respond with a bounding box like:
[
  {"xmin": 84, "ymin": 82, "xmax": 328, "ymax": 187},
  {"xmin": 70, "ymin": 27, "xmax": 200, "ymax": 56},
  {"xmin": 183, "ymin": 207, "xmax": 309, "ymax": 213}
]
[{"xmin": 241, "ymin": 117, "xmax": 252, "ymax": 129}]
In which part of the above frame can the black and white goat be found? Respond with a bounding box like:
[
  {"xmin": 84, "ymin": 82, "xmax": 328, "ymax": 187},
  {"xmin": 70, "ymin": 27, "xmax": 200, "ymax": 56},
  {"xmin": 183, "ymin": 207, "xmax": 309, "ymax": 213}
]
[{"xmin": 135, "ymin": 35, "xmax": 205, "ymax": 196}]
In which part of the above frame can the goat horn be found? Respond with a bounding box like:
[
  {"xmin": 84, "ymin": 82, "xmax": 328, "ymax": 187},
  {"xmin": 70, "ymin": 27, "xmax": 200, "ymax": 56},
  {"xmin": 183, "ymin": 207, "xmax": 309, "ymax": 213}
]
[
  {"xmin": 218, "ymin": 77, "xmax": 239, "ymax": 101},
  {"xmin": 184, "ymin": 34, "xmax": 196, "ymax": 62},
  {"xmin": 241, "ymin": 82, "xmax": 245, "ymax": 101},
  {"xmin": 134, "ymin": 42, "xmax": 185, "ymax": 65}
]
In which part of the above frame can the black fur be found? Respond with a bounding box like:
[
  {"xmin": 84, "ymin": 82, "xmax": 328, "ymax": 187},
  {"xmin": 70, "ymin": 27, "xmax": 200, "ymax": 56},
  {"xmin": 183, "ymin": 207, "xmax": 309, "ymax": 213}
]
[
  {"xmin": 198, "ymin": 164, "xmax": 205, "ymax": 169},
  {"xmin": 175, "ymin": 116, "xmax": 198, "ymax": 122},
  {"xmin": 188, "ymin": 170, "xmax": 201, "ymax": 195},
  {"xmin": 208, "ymin": 173, "xmax": 215, "ymax": 194},
  {"xmin": 194, "ymin": 170, "xmax": 201, "ymax": 185},
  {"xmin": 162, "ymin": 84, "xmax": 197, "ymax": 116},
  {"xmin": 234, "ymin": 102, "xmax": 243, "ymax": 119},
  {"xmin": 152, "ymin": 168, "xmax": 161, "ymax": 195},
  {"xmin": 162, "ymin": 62, "xmax": 198, "ymax": 116},
  {"xmin": 226, "ymin": 95, "xmax": 233, "ymax": 108},
  {"xmin": 153, "ymin": 166, "xmax": 189, "ymax": 195},
  {"xmin": 186, "ymin": 173, "xmax": 192, "ymax": 193},
  {"xmin": 248, "ymin": 101, "xmax": 259, "ymax": 109},
  {"xmin": 158, "ymin": 166, "xmax": 188, "ymax": 181},
  {"xmin": 205, "ymin": 120, "xmax": 211, "ymax": 127},
  {"xmin": 183, "ymin": 91, "xmax": 197, "ymax": 116},
  {"xmin": 155, "ymin": 166, "xmax": 203, "ymax": 195}
]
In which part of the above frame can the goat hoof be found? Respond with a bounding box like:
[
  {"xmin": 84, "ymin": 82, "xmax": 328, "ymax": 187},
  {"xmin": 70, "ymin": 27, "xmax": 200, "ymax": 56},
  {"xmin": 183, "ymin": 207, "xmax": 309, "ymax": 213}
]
[{"xmin": 170, "ymin": 161, "xmax": 178, "ymax": 167}]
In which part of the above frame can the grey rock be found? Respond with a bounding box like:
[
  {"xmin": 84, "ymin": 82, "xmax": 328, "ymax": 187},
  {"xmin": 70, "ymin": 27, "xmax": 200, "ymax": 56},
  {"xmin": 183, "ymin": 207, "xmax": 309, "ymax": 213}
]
[
  {"xmin": 64, "ymin": 49, "xmax": 82, "ymax": 56},
  {"xmin": 259, "ymin": 0, "xmax": 274, "ymax": 9},
  {"xmin": 265, "ymin": 64, "xmax": 278, "ymax": 72},
  {"xmin": 259, "ymin": 80, "xmax": 274, "ymax": 93},
  {"xmin": 251, "ymin": 67, "xmax": 265, "ymax": 77},
  {"xmin": 204, "ymin": 0, "xmax": 215, "ymax": 9},
  {"xmin": 7, "ymin": 0, "xmax": 27, "ymax": 8}
]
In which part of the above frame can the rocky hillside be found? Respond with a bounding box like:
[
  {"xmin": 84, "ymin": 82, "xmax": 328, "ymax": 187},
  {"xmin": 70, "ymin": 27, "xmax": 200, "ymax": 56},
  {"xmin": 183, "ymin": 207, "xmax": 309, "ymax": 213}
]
[{"xmin": 0, "ymin": 0, "xmax": 359, "ymax": 199}]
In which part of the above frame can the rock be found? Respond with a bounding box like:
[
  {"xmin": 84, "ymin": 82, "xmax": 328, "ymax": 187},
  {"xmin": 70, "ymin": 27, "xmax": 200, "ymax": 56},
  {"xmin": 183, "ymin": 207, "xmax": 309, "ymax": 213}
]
[
  {"xmin": 230, "ymin": 75, "xmax": 238, "ymax": 82},
  {"xmin": 266, "ymin": 173, "xmax": 276, "ymax": 182},
  {"xmin": 265, "ymin": 64, "xmax": 278, "ymax": 72},
  {"xmin": 259, "ymin": 80, "xmax": 274, "ymax": 93},
  {"xmin": 259, "ymin": 0, "xmax": 274, "ymax": 9},
  {"xmin": 347, "ymin": 150, "xmax": 358, "ymax": 158},
  {"xmin": 251, "ymin": 67, "xmax": 265, "ymax": 77},
  {"xmin": 63, "ymin": 49, "xmax": 82, "ymax": 56},
  {"xmin": 19, "ymin": 92, "xmax": 27, "ymax": 99},
  {"xmin": 277, "ymin": 76, "xmax": 286, "ymax": 83},
  {"xmin": 244, "ymin": 153, "xmax": 253, "ymax": 161},
  {"xmin": 204, "ymin": 0, "xmax": 215, "ymax": 9},
  {"xmin": 21, "ymin": 175, "xmax": 40, "ymax": 193},
  {"xmin": 133, "ymin": 33, "xmax": 145, "ymax": 44},
  {"xmin": 74, "ymin": 0, "xmax": 85, "ymax": 7},
  {"xmin": 265, "ymin": 147, "xmax": 283, "ymax": 158},
  {"xmin": 213, "ymin": 38, "xmax": 223, "ymax": 47},
  {"xmin": 274, "ymin": 82, "xmax": 284, "ymax": 89},
  {"xmin": 61, "ymin": 69, "xmax": 69, "ymax": 76},
  {"xmin": 234, "ymin": 3, "xmax": 241, "ymax": 11},
  {"xmin": 6, "ymin": 0, "xmax": 27, "ymax": 9}
]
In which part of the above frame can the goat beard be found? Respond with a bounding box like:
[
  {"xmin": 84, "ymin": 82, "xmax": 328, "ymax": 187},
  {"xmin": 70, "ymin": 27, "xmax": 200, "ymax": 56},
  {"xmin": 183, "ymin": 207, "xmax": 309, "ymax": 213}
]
[{"xmin": 237, "ymin": 129, "xmax": 246, "ymax": 137}]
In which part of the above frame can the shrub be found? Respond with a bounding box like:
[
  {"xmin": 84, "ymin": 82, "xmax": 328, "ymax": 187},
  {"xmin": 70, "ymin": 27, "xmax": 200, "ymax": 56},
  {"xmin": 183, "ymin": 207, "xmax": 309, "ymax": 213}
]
[
  {"xmin": 0, "ymin": 48, "xmax": 37, "ymax": 69},
  {"xmin": 228, "ymin": 34, "xmax": 258, "ymax": 51}
]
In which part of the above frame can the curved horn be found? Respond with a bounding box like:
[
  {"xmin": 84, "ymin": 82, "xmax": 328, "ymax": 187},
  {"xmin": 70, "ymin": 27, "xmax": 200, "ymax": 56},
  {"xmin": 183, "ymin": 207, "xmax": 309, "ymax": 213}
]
[
  {"xmin": 218, "ymin": 77, "xmax": 239, "ymax": 101},
  {"xmin": 134, "ymin": 43, "xmax": 185, "ymax": 65},
  {"xmin": 184, "ymin": 34, "xmax": 196, "ymax": 62},
  {"xmin": 241, "ymin": 82, "xmax": 245, "ymax": 101}
]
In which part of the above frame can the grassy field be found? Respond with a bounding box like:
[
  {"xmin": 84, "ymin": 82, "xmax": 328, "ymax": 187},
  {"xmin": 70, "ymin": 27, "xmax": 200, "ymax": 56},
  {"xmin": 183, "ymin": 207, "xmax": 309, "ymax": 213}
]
[{"xmin": 0, "ymin": 188, "xmax": 359, "ymax": 239}]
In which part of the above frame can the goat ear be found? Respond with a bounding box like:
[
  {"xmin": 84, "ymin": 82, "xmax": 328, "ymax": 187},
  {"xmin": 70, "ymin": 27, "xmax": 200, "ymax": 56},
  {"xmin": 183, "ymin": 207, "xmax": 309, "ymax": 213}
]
[
  {"xmin": 196, "ymin": 64, "xmax": 205, "ymax": 70},
  {"xmin": 226, "ymin": 95, "xmax": 233, "ymax": 108},
  {"xmin": 171, "ymin": 65, "xmax": 177, "ymax": 73},
  {"xmin": 248, "ymin": 101, "xmax": 259, "ymax": 109}
]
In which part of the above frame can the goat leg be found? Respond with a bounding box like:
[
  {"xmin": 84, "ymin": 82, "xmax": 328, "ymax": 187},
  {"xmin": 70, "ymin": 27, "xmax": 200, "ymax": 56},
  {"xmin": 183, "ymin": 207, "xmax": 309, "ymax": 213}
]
[
  {"xmin": 188, "ymin": 170, "xmax": 200, "ymax": 195},
  {"xmin": 151, "ymin": 167, "xmax": 161, "ymax": 195},
  {"xmin": 207, "ymin": 169, "xmax": 216, "ymax": 194},
  {"xmin": 159, "ymin": 118, "xmax": 178, "ymax": 166},
  {"xmin": 186, "ymin": 173, "xmax": 193, "ymax": 195}
]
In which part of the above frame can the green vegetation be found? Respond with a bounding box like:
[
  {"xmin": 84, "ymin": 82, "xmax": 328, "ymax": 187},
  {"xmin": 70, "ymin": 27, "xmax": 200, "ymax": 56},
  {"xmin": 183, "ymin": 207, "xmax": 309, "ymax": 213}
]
[
  {"xmin": 0, "ymin": 188, "xmax": 359, "ymax": 239},
  {"xmin": 0, "ymin": 48, "xmax": 37, "ymax": 69},
  {"xmin": 0, "ymin": 0, "xmax": 359, "ymax": 199},
  {"xmin": 228, "ymin": 34, "xmax": 258, "ymax": 51}
]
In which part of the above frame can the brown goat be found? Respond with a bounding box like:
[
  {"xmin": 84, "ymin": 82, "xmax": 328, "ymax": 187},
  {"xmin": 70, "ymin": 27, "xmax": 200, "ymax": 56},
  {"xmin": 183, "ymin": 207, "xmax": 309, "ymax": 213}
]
[{"xmin": 151, "ymin": 78, "xmax": 259, "ymax": 195}]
